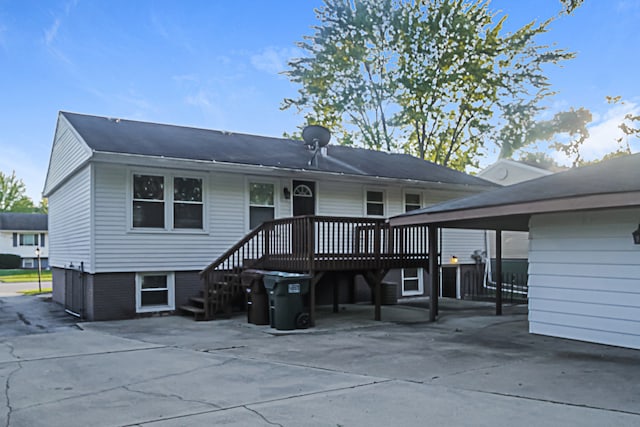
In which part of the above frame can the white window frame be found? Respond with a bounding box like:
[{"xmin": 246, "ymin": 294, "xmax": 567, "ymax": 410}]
[
  {"xmin": 364, "ymin": 188, "xmax": 386, "ymax": 217},
  {"xmin": 135, "ymin": 272, "xmax": 175, "ymax": 313},
  {"xmin": 401, "ymin": 267, "xmax": 424, "ymax": 296},
  {"xmin": 247, "ymin": 178, "xmax": 278, "ymax": 230},
  {"xmin": 403, "ymin": 191, "xmax": 422, "ymax": 212},
  {"xmin": 19, "ymin": 233, "xmax": 38, "ymax": 246},
  {"xmin": 129, "ymin": 170, "xmax": 207, "ymax": 233}
]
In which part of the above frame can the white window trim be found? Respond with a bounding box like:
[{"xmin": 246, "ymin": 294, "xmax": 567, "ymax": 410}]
[
  {"xmin": 19, "ymin": 233, "xmax": 38, "ymax": 246},
  {"xmin": 128, "ymin": 170, "xmax": 207, "ymax": 234},
  {"xmin": 403, "ymin": 190, "xmax": 423, "ymax": 213},
  {"xmin": 364, "ymin": 187, "xmax": 386, "ymax": 217},
  {"xmin": 246, "ymin": 177, "xmax": 279, "ymax": 231},
  {"xmin": 135, "ymin": 272, "xmax": 175, "ymax": 313},
  {"xmin": 401, "ymin": 267, "xmax": 424, "ymax": 296}
]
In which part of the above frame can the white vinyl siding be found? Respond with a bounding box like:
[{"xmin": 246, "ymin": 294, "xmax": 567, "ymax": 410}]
[
  {"xmin": 528, "ymin": 208, "xmax": 640, "ymax": 350},
  {"xmin": 93, "ymin": 164, "xmax": 215, "ymax": 272},
  {"xmin": 48, "ymin": 165, "xmax": 92, "ymax": 270},
  {"xmin": 441, "ymin": 229, "xmax": 486, "ymax": 266},
  {"xmin": 317, "ymin": 181, "xmax": 364, "ymax": 217},
  {"xmin": 43, "ymin": 114, "xmax": 92, "ymax": 195}
]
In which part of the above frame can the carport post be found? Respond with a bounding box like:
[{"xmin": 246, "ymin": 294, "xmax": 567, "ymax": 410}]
[
  {"xmin": 495, "ymin": 229, "xmax": 503, "ymax": 316},
  {"xmin": 428, "ymin": 225, "xmax": 439, "ymax": 321}
]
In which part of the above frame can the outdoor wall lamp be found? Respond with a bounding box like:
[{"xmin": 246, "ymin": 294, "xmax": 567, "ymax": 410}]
[
  {"xmin": 633, "ymin": 224, "xmax": 640, "ymax": 245},
  {"xmin": 450, "ymin": 255, "xmax": 459, "ymax": 264},
  {"xmin": 283, "ymin": 187, "xmax": 291, "ymax": 200}
]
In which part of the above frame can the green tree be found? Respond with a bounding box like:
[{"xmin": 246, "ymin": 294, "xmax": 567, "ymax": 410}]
[
  {"xmin": 560, "ymin": 0, "xmax": 583, "ymax": 14},
  {"xmin": 518, "ymin": 151, "xmax": 563, "ymax": 171},
  {"xmin": 283, "ymin": 0, "xmax": 398, "ymax": 151},
  {"xmin": 0, "ymin": 170, "xmax": 36, "ymax": 212},
  {"xmin": 283, "ymin": 0, "xmax": 573, "ymax": 171},
  {"xmin": 499, "ymin": 107, "xmax": 592, "ymax": 160}
]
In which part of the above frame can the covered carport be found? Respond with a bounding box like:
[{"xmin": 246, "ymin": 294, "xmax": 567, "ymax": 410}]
[{"xmin": 390, "ymin": 153, "xmax": 640, "ymax": 349}]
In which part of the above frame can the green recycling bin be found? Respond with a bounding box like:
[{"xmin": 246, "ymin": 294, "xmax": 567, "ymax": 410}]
[{"xmin": 262, "ymin": 272, "xmax": 311, "ymax": 330}]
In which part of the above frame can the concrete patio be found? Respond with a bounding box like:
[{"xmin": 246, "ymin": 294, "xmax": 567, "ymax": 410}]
[{"xmin": 1, "ymin": 291, "xmax": 639, "ymax": 426}]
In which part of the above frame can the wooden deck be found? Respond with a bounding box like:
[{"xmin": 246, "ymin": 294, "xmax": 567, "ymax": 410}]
[{"xmin": 198, "ymin": 215, "xmax": 431, "ymax": 322}]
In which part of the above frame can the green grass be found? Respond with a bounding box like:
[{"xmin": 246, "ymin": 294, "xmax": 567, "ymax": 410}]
[
  {"xmin": 19, "ymin": 288, "xmax": 52, "ymax": 295},
  {"xmin": 0, "ymin": 269, "xmax": 52, "ymax": 283}
]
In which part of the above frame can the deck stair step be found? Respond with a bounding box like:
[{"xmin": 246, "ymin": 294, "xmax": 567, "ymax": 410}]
[
  {"xmin": 179, "ymin": 304, "xmax": 206, "ymax": 321},
  {"xmin": 189, "ymin": 296, "xmax": 205, "ymax": 305}
]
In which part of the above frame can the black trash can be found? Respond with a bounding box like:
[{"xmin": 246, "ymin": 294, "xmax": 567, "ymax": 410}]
[
  {"xmin": 241, "ymin": 269, "xmax": 270, "ymax": 325},
  {"xmin": 263, "ymin": 272, "xmax": 311, "ymax": 330}
]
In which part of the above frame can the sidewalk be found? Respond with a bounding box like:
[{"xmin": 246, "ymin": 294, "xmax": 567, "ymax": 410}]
[{"xmin": 0, "ymin": 281, "xmax": 52, "ymax": 297}]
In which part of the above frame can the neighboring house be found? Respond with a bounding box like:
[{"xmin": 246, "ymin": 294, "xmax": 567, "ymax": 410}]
[
  {"xmin": 478, "ymin": 159, "xmax": 555, "ymax": 288},
  {"xmin": 43, "ymin": 111, "xmax": 495, "ymax": 320},
  {"xmin": 0, "ymin": 213, "xmax": 49, "ymax": 269},
  {"xmin": 391, "ymin": 153, "xmax": 640, "ymax": 350}
]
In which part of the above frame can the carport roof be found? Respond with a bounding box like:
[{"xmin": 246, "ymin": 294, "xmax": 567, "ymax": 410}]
[{"xmin": 390, "ymin": 153, "xmax": 640, "ymax": 231}]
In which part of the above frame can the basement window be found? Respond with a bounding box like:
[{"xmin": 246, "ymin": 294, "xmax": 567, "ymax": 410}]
[{"xmin": 135, "ymin": 272, "xmax": 175, "ymax": 313}]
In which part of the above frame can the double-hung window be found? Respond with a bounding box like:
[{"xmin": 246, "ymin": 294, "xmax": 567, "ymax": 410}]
[
  {"xmin": 19, "ymin": 233, "xmax": 38, "ymax": 246},
  {"xmin": 174, "ymin": 178, "xmax": 203, "ymax": 229},
  {"xmin": 132, "ymin": 173, "xmax": 203, "ymax": 230},
  {"xmin": 135, "ymin": 272, "xmax": 175, "ymax": 312},
  {"xmin": 133, "ymin": 174, "xmax": 165, "ymax": 228},
  {"xmin": 402, "ymin": 267, "xmax": 424, "ymax": 296},
  {"xmin": 249, "ymin": 182, "xmax": 275, "ymax": 229},
  {"xmin": 405, "ymin": 193, "xmax": 421, "ymax": 212},
  {"xmin": 366, "ymin": 190, "xmax": 385, "ymax": 216},
  {"xmin": 403, "ymin": 192, "xmax": 424, "ymax": 295}
]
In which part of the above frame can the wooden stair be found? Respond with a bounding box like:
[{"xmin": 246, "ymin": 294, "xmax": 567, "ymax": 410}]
[{"xmin": 180, "ymin": 270, "xmax": 246, "ymax": 320}]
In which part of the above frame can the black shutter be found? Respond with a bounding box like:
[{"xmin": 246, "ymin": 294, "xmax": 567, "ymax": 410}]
[
  {"xmin": 40, "ymin": 233, "xmax": 45, "ymax": 247},
  {"xmin": 13, "ymin": 233, "xmax": 17, "ymax": 247}
]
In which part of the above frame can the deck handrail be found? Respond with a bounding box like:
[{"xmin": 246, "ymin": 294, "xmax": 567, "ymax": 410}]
[{"xmin": 200, "ymin": 215, "xmax": 429, "ymax": 277}]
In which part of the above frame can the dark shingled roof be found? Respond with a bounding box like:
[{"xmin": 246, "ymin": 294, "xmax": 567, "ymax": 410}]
[
  {"xmin": 398, "ymin": 152, "xmax": 640, "ymax": 218},
  {"xmin": 61, "ymin": 111, "xmax": 494, "ymax": 188},
  {"xmin": 0, "ymin": 213, "xmax": 48, "ymax": 231}
]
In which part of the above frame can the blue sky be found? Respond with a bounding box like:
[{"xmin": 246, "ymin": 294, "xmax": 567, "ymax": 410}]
[{"xmin": 1, "ymin": 0, "xmax": 639, "ymax": 201}]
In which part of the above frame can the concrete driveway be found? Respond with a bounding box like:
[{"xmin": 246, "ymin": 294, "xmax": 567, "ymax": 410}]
[{"xmin": 1, "ymin": 294, "xmax": 639, "ymax": 426}]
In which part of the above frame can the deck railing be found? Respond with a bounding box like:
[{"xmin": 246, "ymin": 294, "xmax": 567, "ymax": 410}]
[{"xmin": 200, "ymin": 215, "xmax": 430, "ymax": 279}]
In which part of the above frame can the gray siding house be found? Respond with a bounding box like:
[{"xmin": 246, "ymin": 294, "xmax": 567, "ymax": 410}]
[{"xmin": 44, "ymin": 111, "xmax": 494, "ymax": 321}]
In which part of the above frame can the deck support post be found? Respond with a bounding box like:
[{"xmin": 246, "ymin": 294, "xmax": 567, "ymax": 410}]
[
  {"xmin": 428, "ymin": 225, "xmax": 439, "ymax": 321},
  {"xmin": 309, "ymin": 272, "xmax": 325, "ymax": 327},
  {"xmin": 374, "ymin": 278, "xmax": 382, "ymax": 321},
  {"xmin": 495, "ymin": 229, "xmax": 503, "ymax": 316},
  {"xmin": 332, "ymin": 275, "xmax": 339, "ymax": 313}
]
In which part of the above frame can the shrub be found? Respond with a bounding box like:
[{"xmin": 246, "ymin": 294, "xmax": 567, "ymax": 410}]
[{"xmin": 0, "ymin": 254, "xmax": 21, "ymax": 269}]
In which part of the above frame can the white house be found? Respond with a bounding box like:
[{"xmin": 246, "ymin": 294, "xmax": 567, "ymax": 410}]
[
  {"xmin": 44, "ymin": 112, "xmax": 495, "ymax": 320},
  {"xmin": 391, "ymin": 153, "xmax": 640, "ymax": 350},
  {"xmin": 0, "ymin": 213, "xmax": 48, "ymax": 269},
  {"xmin": 478, "ymin": 159, "xmax": 556, "ymax": 290}
]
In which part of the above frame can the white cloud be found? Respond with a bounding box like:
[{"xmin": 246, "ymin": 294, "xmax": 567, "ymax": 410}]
[
  {"xmin": 44, "ymin": 17, "xmax": 61, "ymax": 46},
  {"xmin": 250, "ymin": 46, "xmax": 301, "ymax": 75},
  {"xmin": 42, "ymin": 0, "xmax": 78, "ymax": 65},
  {"xmin": 185, "ymin": 90, "xmax": 212, "ymax": 108}
]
